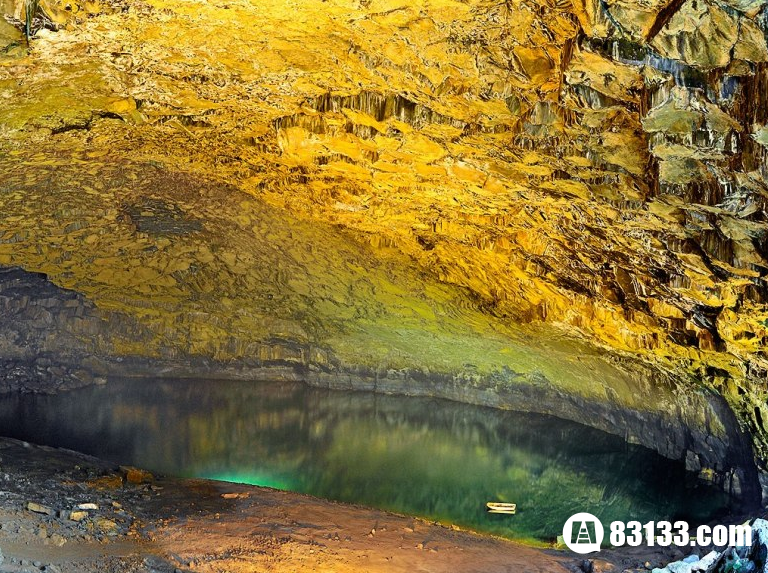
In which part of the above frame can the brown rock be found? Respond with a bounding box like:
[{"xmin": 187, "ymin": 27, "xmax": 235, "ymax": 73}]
[
  {"xmin": 650, "ymin": 0, "xmax": 739, "ymax": 68},
  {"xmin": 120, "ymin": 466, "xmax": 154, "ymax": 484},
  {"xmin": 96, "ymin": 518, "xmax": 118, "ymax": 534},
  {"xmin": 26, "ymin": 502, "xmax": 54, "ymax": 515},
  {"xmin": 734, "ymin": 19, "xmax": 768, "ymax": 63},
  {"xmin": 87, "ymin": 474, "xmax": 124, "ymax": 490}
]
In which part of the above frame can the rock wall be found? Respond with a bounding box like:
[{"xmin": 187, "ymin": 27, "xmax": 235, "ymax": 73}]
[
  {"xmin": 0, "ymin": 266, "xmax": 116, "ymax": 392},
  {"xmin": 560, "ymin": 0, "xmax": 768, "ymax": 465}
]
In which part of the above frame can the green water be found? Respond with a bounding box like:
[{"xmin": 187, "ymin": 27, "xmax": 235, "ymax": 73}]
[{"xmin": 0, "ymin": 379, "xmax": 728, "ymax": 542}]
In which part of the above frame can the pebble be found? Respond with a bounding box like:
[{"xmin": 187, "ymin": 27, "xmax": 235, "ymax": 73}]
[
  {"xmin": 96, "ymin": 518, "xmax": 118, "ymax": 534},
  {"xmin": 26, "ymin": 502, "xmax": 53, "ymax": 515}
]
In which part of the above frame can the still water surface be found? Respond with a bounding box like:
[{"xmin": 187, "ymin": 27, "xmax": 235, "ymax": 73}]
[{"xmin": 0, "ymin": 379, "xmax": 728, "ymax": 541}]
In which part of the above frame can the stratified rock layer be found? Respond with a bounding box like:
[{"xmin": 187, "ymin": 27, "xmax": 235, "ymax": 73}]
[{"xmin": 0, "ymin": 0, "xmax": 767, "ymax": 495}]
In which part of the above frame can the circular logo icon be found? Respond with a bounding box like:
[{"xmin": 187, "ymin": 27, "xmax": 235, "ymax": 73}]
[{"xmin": 562, "ymin": 512, "xmax": 604, "ymax": 554}]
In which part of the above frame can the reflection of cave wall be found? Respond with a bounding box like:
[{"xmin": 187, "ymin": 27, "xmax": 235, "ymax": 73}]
[
  {"xmin": 308, "ymin": 367, "xmax": 762, "ymax": 507},
  {"xmin": 0, "ymin": 380, "xmax": 735, "ymax": 538}
]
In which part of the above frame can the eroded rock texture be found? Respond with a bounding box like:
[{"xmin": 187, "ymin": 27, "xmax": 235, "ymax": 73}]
[{"xmin": 0, "ymin": 0, "xmax": 767, "ymax": 494}]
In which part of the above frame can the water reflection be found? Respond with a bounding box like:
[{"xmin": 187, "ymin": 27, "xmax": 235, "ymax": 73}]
[{"xmin": 0, "ymin": 379, "xmax": 728, "ymax": 541}]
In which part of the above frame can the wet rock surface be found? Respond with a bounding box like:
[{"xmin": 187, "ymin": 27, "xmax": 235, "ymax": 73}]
[{"xmin": 0, "ymin": 266, "xmax": 119, "ymax": 393}]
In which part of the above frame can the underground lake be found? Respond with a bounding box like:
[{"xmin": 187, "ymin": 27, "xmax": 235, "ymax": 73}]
[{"xmin": 0, "ymin": 379, "xmax": 730, "ymax": 543}]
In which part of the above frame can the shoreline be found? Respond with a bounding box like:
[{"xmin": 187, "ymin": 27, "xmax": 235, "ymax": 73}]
[
  {"xmin": 0, "ymin": 436, "xmax": 574, "ymax": 573},
  {"xmin": 0, "ymin": 436, "xmax": 754, "ymax": 573}
]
